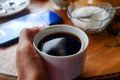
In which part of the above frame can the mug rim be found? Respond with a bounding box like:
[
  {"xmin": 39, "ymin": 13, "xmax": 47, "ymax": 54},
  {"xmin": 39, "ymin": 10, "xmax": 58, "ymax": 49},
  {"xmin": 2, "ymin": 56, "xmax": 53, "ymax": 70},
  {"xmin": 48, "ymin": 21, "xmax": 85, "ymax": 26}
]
[{"xmin": 33, "ymin": 24, "xmax": 89, "ymax": 59}]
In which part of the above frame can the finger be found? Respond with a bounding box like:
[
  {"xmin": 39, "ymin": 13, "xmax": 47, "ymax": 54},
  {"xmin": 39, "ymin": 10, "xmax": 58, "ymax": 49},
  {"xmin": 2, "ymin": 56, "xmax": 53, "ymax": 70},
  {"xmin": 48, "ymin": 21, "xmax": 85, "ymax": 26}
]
[
  {"xmin": 19, "ymin": 27, "xmax": 41, "ymax": 44},
  {"xmin": 17, "ymin": 27, "xmax": 41, "ymax": 59},
  {"xmin": 30, "ymin": 27, "xmax": 42, "ymax": 39}
]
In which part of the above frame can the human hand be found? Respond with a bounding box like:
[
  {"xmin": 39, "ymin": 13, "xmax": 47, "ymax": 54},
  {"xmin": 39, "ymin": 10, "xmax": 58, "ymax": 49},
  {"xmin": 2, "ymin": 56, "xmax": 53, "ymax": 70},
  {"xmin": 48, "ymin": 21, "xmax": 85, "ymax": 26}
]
[{"xmin": 16, "ymin": 27, "xmax": 48, "ymax": 80}]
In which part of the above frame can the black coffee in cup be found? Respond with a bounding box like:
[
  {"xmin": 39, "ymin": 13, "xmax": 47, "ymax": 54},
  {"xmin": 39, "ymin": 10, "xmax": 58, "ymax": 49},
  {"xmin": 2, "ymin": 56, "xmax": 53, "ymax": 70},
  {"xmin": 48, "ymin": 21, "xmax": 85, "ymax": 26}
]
[{"xmin": 38, "ymin": 32, "xmax": 81, "ymax": 56}]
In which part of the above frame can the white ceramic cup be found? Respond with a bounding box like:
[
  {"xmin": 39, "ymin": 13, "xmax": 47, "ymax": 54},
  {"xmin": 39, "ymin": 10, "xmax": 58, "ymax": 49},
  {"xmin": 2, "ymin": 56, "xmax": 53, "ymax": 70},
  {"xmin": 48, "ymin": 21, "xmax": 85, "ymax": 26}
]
[
  {"xmin": 33, "ymin": 25, "xmax": 89, "ymax": 80},
  {"xmin": 50, "ymin": 0, "xmax": 71, "ymax": 10}
]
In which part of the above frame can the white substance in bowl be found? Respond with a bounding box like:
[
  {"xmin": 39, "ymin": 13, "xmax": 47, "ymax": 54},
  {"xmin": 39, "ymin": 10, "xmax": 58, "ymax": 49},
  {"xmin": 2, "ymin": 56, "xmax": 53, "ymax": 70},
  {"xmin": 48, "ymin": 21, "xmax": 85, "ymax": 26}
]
[{"xmin": 71, "ymin": 6, "xmax": 111, "ymax": 32}]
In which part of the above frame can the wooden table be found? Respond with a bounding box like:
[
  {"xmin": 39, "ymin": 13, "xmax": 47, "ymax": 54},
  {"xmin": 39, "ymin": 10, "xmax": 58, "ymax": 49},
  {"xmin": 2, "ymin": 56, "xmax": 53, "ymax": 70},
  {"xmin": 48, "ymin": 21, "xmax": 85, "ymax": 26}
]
[{"xmin": 0, "ymin": 0, "xmax": 120, "ymax": 79}]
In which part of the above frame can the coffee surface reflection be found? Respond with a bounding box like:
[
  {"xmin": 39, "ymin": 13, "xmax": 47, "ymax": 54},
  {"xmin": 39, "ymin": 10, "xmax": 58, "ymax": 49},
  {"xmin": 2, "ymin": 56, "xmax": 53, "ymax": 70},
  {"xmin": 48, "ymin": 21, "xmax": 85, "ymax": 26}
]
[{"xmin": 38, "ymin": 32, "xmax": 81, "ymax": 56}]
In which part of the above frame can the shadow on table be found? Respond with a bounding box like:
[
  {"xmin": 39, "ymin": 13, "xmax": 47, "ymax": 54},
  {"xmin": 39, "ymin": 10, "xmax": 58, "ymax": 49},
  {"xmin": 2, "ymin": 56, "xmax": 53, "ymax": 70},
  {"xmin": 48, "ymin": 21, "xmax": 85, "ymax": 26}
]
[
  {"xmin": 74, "ymin": 72, "xmax": 120, "ymax": 80},
  {"xmin": 0, "ymin": 8, "xmax": 30, "ymax": 22}
]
